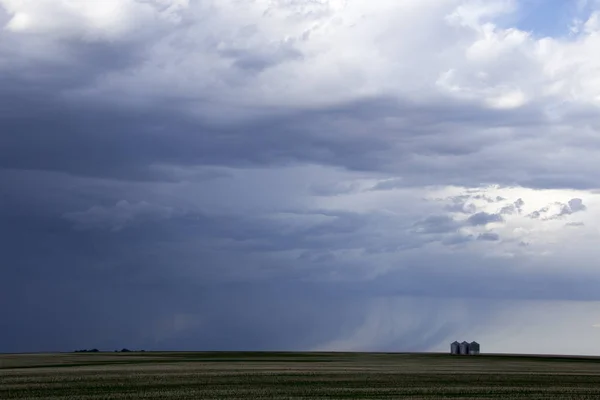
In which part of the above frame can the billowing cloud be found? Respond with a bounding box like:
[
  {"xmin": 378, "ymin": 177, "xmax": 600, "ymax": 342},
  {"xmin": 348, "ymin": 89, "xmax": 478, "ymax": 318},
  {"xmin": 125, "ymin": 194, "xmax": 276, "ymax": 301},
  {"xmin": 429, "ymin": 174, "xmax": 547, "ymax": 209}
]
[
  {"xmin": 527, "ymin": 198, "xmax": 588, "ymax": 220},
  {"xmin": 2, "ymin": 0, "xmax": 600, "ymax": 355}
]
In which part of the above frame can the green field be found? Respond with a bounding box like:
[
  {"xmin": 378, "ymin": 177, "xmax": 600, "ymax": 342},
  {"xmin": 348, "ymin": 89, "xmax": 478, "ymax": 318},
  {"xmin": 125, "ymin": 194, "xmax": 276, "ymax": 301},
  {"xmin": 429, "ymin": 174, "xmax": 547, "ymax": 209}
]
[{"xmin": 3, "ymin": 352, "xmax": 600, "ymax": 399}]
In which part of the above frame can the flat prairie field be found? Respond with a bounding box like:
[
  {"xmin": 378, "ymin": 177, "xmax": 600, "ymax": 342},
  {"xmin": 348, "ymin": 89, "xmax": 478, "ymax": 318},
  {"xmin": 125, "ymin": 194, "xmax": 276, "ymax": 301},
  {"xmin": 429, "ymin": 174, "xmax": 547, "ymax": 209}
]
[{"xmin": 3, "ymin": 352, "xmax": 600, "ymax": 399}]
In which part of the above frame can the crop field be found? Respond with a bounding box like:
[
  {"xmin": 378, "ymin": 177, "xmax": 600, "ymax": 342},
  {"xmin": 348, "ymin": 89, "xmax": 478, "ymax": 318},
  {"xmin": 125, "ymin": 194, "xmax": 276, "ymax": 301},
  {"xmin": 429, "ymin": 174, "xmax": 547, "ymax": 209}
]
[{"xmin": 3, "ymin": 352, "xmax": 600, "ymax": 399}]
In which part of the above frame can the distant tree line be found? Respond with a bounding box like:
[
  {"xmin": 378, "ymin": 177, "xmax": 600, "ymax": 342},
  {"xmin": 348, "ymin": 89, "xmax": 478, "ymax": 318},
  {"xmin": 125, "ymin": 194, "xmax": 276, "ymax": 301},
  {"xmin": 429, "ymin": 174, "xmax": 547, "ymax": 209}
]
[{"xmin": 74, "ymin": 348, "xmax": 145, "ymax": 353}]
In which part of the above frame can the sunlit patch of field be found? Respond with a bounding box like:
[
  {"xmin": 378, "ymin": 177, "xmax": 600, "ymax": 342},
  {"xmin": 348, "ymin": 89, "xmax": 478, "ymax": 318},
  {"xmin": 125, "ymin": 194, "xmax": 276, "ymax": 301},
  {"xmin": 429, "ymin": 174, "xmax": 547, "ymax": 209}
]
[{"xmin": 3, "ymin": 352, "xmax": 600, "ymax": 399}]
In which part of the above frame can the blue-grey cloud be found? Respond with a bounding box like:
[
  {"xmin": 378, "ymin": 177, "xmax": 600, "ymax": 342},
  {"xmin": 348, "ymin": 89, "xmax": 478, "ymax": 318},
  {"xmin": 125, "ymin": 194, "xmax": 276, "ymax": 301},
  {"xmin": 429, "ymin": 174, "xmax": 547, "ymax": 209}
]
[
  {"xmin": 3, "ymin": 0, "xmax": 600, "ymax": 356},
  {"xmin": 467, "ymin": 212, "xmax": 504, "ymax": 226},
  {"xmin": 566, "ymin": 222, "xmax": 585, "ymax": 227},
  {"xmin": 527, "ymin": 198, "xmax": 587, "ymax": 220},
  {"xmin": 477, "ymin": 232, "xmax": 500, "ymax": 241},
  {"xmin": 413, "ymin": 215, "xmax": 462, "ymax": 234}
]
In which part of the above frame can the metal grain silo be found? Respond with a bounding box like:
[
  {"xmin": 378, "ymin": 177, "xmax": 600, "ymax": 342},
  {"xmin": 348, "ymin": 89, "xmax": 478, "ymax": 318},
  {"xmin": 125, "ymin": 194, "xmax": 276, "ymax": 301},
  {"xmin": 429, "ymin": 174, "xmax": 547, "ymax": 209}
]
[
  {"xmin": 450, "ymin": 341, "xmax": 460, "ymax": 355},
  {"xmin": 469, "ymin": 341, "xmax": 480, "ymax": 355},
  {"xmin": 459, "ymin": 341, "xmax": 470, "ymax": 355}
]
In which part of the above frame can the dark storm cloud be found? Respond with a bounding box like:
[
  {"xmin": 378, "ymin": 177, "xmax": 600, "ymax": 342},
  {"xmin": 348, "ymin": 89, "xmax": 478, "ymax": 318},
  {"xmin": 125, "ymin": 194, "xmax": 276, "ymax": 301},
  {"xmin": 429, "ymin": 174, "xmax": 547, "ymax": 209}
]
[
  {"xmin": 3, "ymin": 0, "xmax": 600, "ymax": 356},
  {"xmin": 0, "ymin": 93, "xmax": 393, "ymax": 181},
  {"xmin": 63, "ymin": 200, "xmax": 176, "ymax": 231},
  {"xmin": 0, "ymin": 32, "xmax": 152, "ymax": 119},
  {"xmin": 466, "ymin": 212, "xmax": 503, "ymax": 226},
  {"xmin": 0, "ymin": 203, "xmax": 457, "ymax": 352},
  {"xmin": 518, "ymin": 175, "xmax": 600, "ymax": 191},
  {"xmin": 413, "ymin": 211, "xmax": 504, "ymax": 241},
  {"xmin": 0, "ymin": 203, "xmax": 370, "ymax": 352},
  {"xmin": 0, "ymin": 37, "xmax": 565, "ymax": 189},
  {"xmin": 0, "ymin": 1, "xmax": 599, "ymax": 191},
  {"xmin": 410, "ymin": 206, "xmax": 509, "ymax": 245},
  {"xmin": 308, "ymin": 181, "xmax": 363, "ymax": 196},
  {"xmin": 0, "ymin": 53, "xmax": 594, "ymax": 191},
  {"xmin": 59, "ymin": 205, "xmax": 425, "ymax": 257},
  {"xmin": 370, "ymin": 178, "xmax": 406, "ymax": 191},
  {"xmin": 0, "ymin": 191, "xmax": 582, "ymax": 302},
  {"xmin": 412, "ymin": 215, "xmax": 461, "ymax": 234},
  {"xmin": 477, "ymin": 232, "xmax": 500, "ymax": 241},
  {"xmin": 3, "ymin": 204, "xmax": 600, "ymax": 353},
  {"xmin": 219, "ymin": 41, "xmax": 304, "ymax": 73},
  {"xmin": 441, "ymin": 233, "xmax": 475, "ymax": 245}
]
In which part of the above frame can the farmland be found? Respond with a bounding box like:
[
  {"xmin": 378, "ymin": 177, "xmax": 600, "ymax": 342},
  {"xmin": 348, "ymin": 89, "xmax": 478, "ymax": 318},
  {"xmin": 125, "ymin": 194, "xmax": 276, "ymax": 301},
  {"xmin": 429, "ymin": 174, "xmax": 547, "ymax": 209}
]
[{"xmin": 3, "ymin": 352, "xmax": 600, "ymax": 399}]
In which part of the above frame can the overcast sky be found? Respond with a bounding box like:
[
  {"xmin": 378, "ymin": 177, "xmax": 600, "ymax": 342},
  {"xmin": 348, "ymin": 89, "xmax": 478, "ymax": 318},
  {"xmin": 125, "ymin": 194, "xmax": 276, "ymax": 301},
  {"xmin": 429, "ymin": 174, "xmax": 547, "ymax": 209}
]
[{"xmin": 2, "ymin": 0, "xmax": 600, "ymax": 355}]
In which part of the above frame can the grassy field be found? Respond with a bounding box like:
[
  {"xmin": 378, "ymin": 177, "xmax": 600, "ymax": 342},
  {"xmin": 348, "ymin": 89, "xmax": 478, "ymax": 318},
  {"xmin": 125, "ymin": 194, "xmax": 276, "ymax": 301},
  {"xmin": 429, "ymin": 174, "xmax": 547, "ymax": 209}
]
[{"xmin": 3, "ymin": 352, "xmax": 600, "ymax": 399}]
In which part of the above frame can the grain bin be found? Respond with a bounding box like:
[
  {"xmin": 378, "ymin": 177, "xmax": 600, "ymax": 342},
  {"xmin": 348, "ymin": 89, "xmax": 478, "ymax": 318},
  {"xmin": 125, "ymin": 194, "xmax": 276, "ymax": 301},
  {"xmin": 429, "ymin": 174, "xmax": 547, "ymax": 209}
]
[
  {"xmin": 459, "ymin": 341, "xmax": 470, "ymax": 355},
  {"xmin": 450, "ymin": 341, "xmax": 460, "ymax": 355},
  {"xmin": 469, "ymin": 341, "xmax": 480, "ymax": 355}
]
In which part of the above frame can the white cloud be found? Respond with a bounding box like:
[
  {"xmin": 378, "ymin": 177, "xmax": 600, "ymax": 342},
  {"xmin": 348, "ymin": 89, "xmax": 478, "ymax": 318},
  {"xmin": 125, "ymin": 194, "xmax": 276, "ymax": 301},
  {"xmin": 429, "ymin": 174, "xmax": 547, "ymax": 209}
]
[
  {"xmin": 0, "ymin": 0, "xmax": 187, "ymax": 40},
  {"xmin": 446, "ymin": 0, "xmax": 516, "ymax": 29},
  {"xmin": 0, "ymin": 0, "xmax": 598, "ymax": 112}
]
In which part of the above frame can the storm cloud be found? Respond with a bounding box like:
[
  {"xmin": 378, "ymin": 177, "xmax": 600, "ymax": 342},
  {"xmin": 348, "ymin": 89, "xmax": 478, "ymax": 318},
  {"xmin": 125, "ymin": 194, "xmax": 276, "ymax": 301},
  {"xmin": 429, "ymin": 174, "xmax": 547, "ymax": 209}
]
[{"xmin": 2, "ymin": 0, "xmax": 600, "ymax": 355}]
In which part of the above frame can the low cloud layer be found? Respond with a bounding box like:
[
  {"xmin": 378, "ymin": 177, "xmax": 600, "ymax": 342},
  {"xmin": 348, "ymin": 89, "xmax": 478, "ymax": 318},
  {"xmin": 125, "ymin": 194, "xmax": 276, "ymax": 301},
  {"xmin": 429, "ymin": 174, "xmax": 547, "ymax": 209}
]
[{"xmin": 2, "ymin": 0, "xmax": 600, "ymax": 355}]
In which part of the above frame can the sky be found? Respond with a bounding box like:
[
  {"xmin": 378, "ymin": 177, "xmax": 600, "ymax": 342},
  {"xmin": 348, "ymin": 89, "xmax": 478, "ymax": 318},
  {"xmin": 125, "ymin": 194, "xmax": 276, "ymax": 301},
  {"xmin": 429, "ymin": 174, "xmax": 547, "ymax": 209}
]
[{"xmin": 2, "ymin": 0, "xmax": 600, "ymax": 355}]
